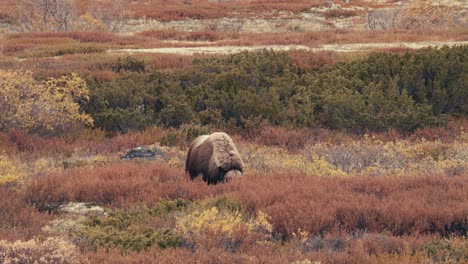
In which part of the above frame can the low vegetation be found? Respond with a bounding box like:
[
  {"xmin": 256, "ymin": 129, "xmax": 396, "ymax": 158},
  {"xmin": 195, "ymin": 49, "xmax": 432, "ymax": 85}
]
[
  {"xmin": 81, "ymin": 46, "xmax": 467, "ymax": 133},
  {"xmin": 0, "ymin": 120, "xmax": 467, "ymax": 262},
  {"xmin": 0, "ymin": 2, "xmax": 467, "ymax": 261}
]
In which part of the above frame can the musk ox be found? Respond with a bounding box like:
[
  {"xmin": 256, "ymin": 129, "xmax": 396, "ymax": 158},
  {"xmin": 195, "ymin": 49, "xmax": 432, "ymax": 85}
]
[{"xmin": 186, "ymin": 132, "xmax": 244, "ymax": 184}]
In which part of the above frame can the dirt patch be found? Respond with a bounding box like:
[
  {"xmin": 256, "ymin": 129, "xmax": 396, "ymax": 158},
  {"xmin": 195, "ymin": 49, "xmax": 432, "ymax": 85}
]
[
  {"xmin": 108, "ymin": 41, "xmax": 468, "ymax": 55},
  {"xmin": 109, "ymin": 44, "xmax": 311, "ymax": 55}
]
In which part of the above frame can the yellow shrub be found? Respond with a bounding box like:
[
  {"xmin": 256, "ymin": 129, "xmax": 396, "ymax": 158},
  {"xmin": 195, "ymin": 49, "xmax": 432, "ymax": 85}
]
[
  {"xmin": 0, "ymin": 237, "xmax": 88, "ymax": 264},
  {"xmin": 242, "ymin": 145, "xmax": 346, "ymax": 177},
  {"xmin": 0, "ymin": 70, "xmax": 93, "ymax": 134},
  {"xmin": 175, "ymin": 206, "xmax": 272, "ymax": 250},
  {"xmin": 437, "ymin": 159, "xmax": 468, "ymax": 177},
  {"xmin": 33, "ymin": 158, "xmax": 63, "ymax": 176},
  {"xmin": 76, "ymin": 13, "xmax": 108, "ymax": 31},
  {"xmin": 305, "ymin": 156, "xmax": 347, "ymax": 177},
  {"xmin": 0, "ymin": 155, "xmax": 25, "ymax": 186}
]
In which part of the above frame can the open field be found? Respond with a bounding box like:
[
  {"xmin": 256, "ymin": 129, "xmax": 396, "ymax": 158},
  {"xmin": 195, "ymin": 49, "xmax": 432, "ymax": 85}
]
[{"xmin": 0, "ymin": 0, "xmax": 468, "ymax": 263}]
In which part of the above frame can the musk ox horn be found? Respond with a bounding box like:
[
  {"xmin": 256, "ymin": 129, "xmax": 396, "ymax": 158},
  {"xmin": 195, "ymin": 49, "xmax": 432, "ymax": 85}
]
[{"xmin": 185, "ymin": 132, "xmax": 244, "ymax": 185}]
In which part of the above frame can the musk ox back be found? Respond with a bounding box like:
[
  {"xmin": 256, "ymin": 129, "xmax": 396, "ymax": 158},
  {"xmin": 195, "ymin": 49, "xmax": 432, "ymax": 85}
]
[{"xmin": 186, "ymin": 132, "xmax": 244, "ymax": 184}]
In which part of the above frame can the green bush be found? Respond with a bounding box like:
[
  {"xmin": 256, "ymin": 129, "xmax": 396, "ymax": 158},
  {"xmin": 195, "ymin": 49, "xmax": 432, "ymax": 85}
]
[
  {"xmin": 112, "ymin": 57, "xmax": 146, "ymax": 73},
  {"xmin": 83, "ymin": 199, "xmax": 189, "ymax": 252},
  {"xmin": 85, "ymin": 46, "xmax": 467, "ymax": 133},
  {"xmin": 422, "ymin": 239, "xmax": 467, "ymax": 263},
  {"xmin": 160, "ymin": 124, "xmax": 210, "ymax": 148},
  {"xmin": 81, "ymin": 198, "xmax": 249, "ymax": 253}
]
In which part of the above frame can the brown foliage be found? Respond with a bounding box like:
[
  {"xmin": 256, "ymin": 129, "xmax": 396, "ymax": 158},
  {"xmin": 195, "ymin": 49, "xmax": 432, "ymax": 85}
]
[
  {"xmin": 411, "ymin": 119, "xmax": 468, "ymax": 142},
  {"xmin": 2, "ymin": 127, "xmax": 168, "ymax": 157},
  {"xmin": 27, "ymin": 155, "xmax": 468, "ymax": 238},
  {"xmin": 253, "ymin": 126, "xmax": 313, "ymax": 151},
  {"xmin": 84, "ymin": 234, "xmax": 463, "ymax": 264},
  {"xmin": 0, "ymin": 0, "xmax": 17, "ymax": 22},
  {"xmin": 139, "ymin": 30, "xmax": 222, "ymax": 42},
  {"xmin": 6, "ymin": 129, "xmax": 76, "ymax": 157},
  {"xmin": 0, "ymin": 187, "xmax": 54, "ymax": 241},
  {"xmin": 289, "ymin": 50, "xmax": 338, "ymax": 71},
  {"xmin": 26, "ymin": 161, "xmax": 237, "ymax": 210},
  {"xmin": 127, "ymin": 0, "xmax": 326, "ymax": 21},
  {"xmin": 7, "ymin": 32, "xmax": 119, "ymax": 43},
  {"xmin": 324, "ymin": 9, "xmax": 358, "ymax": 19},
  {"xmin": 232, "ymin": 173, "xmax": 468, "ymax": 238}
]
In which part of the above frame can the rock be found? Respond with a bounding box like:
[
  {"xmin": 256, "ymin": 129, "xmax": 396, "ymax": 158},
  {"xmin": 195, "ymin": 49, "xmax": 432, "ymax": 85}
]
[
  {"xmin": 121, "ymin": 146, "xmax": 164, "ymax": 160},
  {"xmin": 58, "ymin": 202, "xmax": 107, "ymax": 216}
]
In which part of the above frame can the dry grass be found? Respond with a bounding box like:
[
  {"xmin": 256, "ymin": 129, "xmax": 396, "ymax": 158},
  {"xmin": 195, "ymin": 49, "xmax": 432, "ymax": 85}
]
[
  {"xmin": 124, "ymin": 0, "xmax": 327, "ymax": 21},
  {"xmin": 3, "ymin": 0, "xmax": 394, "ymax": 24},
  {"xmin": 137, "ymin": 29, "xmax": 468, "ymax": 46}
]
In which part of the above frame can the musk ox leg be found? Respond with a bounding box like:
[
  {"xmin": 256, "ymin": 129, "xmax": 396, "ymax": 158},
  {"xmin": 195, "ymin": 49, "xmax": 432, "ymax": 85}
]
[
  {"xmin": 188, "ymin": 169, "xmax": 200, "ymax": 180},
  {"xmin": 202, "ymin": 167, "xmax": 224, "ymax": 185},
  {"xmin": 218, "ymin": 169, "xmax": 226, "ymax": 183}
]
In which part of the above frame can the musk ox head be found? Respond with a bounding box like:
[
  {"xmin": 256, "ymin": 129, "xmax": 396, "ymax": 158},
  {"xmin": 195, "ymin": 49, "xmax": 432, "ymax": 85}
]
[{"xmin": 185, "ymin": 132, "xmax": 244, "ymax": 185}]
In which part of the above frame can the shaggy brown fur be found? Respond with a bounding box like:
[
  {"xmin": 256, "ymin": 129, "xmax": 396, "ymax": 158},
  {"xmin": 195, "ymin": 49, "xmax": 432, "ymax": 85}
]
[{"xmin": 186, "ymin": 132, "xmax": 244, "ymax": 184}]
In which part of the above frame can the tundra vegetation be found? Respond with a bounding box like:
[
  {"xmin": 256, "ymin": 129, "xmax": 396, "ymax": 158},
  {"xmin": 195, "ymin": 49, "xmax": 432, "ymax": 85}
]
[{"xmin": 0, "ymin": 0, "xmax": 467, "ymax": 263}]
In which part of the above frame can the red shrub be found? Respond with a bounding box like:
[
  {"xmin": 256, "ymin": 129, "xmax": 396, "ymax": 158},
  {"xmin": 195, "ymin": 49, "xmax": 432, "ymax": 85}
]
[
  {"xmin": 7, "ymin": 130, "xmax": 75, "ymax": 157},
  {"xmin": 8, "ymin": 32, "xmax": 118, "ymax": 43},
  {"xmin": 26, "ymin": 161, "xmax": 237, "ymax": 209},
  {"xmin": 27, "ymin": 157, "xmax": 468, "ymax": 239},
  {"xmin": 254, "ymin": 126, "xmax": 312, "ymax": 151},
  {"xmin": 323, "ymin": 9, "xmax": 358, "ymax": 19},
  {"xmin": 232, "ymin": 173, "xmax": 468, "ymax": 238},
  {"xmin": 0, "ymin": 187, "xmax": 54, "ymax": 241},
  {"xmin": 290, "ymin": 50, "xmax": 338, "ymax": 71},
  {"xmin": 139, "ymin": 30, "xmax": 221, "ymax": 42},
  {"xmin": 148, "ymin": 54, "xmax": 195, "ymax": 70}
]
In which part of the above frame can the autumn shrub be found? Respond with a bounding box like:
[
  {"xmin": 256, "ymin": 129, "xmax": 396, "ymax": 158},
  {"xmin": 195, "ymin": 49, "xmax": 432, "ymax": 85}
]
[
  {"xmin": 248, "ymin": 128, "xmax": 467, "ymax": 177},
  {"xmin": 323, "ymin": 9, "xmax": 358, "ymax": 19},
  {"xmin": 26, "ymin": 161, "xmax": 229, "ymax": 210},
  {"xmin": 127, "ymin": 0, "xmax": 330, "ymax": 21},
  {"xmin": 139, "ymin": 30, "xmax": 221, "ymax": 42},
  {"xmin": 0, "ymin": 154, "xmax": 25, "ymax": 187},
  {"xmin": 0, "ymin": 70, "xmax": 93, "ymax": 135},
  {"xmin": 289, "ymin": 50, "xmax": 338, "ymax": 71},
  {"xmin": 366, "ymin": 0, "xmax": 466, "ymax": 31},
  {"xmin": 27, "ymin": 156, "xmax": 467, "ymax": 240},
  {"xmin": 254, "ymin": 126, "xmax": 312, "ymax": 151},
  {"xmin": 2, "ymin": 36, "xmax": 75, "ymax": 56},
  {"xmin": 232, "ymin": 173, "xmax": 468, "ymax": 239},
  {"xmin": 2, "ymin": 126, "xmax": 171, "ymax": 158},
  {"xmin": 147, "ymin": 53, "xmax": 195, "ymax": 70},
  {"xmin": 6, "ymin": 130, "xmax": 74, "ymax": 157},
  {"xmin": 0, "ymin": 187, "xmax": 54, "ymax": 241},
  {"xmin": 309, "ymin": 141, "xmax": 407, "ymax": 175},
  {"xmin": 421, "ymin": 238, "xmax": 468, "ymax": 263},
  {"xmin": 17, "ymin": 43, "xmax": 107, "ymax": 58},
  {"xmin": 78, "ymin": 197, "xmax": 271, "ymax": 253},
  {"xmin": 175, "ymin": 198, "xmax": 272, "ymax": 252},
  {"xmin": 82, "ymin": 199, "xmax": 188, "ymax": 252},
  {"xmin": 0, "ymin": 237, "xmax": 88, "ymax": 264},
  {"xmin": 241, "ymin": 144, "xmax": 347, "ymax": 176},
  {"xmin": 84, "ymin": 235, "xmax": 464, "ymax": 264}
]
